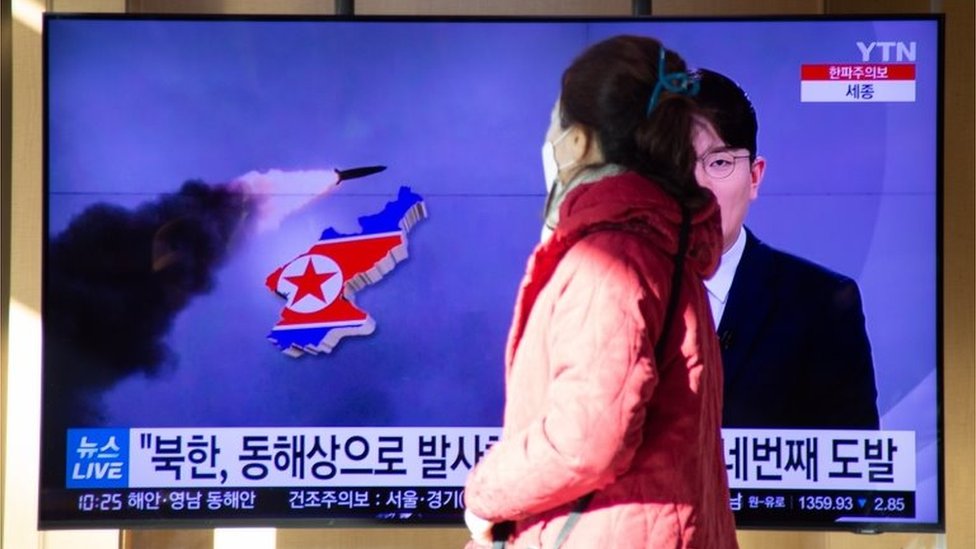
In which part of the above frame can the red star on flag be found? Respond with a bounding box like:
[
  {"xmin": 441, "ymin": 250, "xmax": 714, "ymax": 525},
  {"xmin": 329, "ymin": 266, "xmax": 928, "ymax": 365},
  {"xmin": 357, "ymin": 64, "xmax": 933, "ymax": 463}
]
[{"xmin": 284, "ymin": 260, "xmax": 337, "ymax": 304}]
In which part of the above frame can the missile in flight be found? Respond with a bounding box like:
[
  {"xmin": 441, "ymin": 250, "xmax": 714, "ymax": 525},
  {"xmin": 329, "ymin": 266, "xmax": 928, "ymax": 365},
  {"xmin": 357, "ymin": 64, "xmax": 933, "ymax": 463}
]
[{"xmin": 334, "ymin": 165, "xmax": 387, "ymax": 184}]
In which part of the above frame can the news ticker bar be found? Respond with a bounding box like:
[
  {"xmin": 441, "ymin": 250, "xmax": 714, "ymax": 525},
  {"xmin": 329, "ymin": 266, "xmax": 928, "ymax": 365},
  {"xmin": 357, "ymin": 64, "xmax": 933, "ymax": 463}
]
[
  {"xmin": 65, "ymin": 427, "xmax": 916, "ymax": 491},
  {"xmin": 41, "ymin": 487, "xmax": 915, "ymax": 525},
  {"xmin": 731, "ymin": 489, "xmax": 915, "ymax": 522},
  {"xmin": 42, "ymin": 486, "xmax": 464, "ymax": 524}
]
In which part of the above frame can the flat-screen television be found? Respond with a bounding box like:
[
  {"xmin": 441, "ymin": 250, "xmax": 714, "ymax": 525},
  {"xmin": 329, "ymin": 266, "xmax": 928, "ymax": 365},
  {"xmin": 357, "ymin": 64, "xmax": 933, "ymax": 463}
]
[{"xmin": 41, "ymin": 14, "xmax": 943, "ymax": 532}]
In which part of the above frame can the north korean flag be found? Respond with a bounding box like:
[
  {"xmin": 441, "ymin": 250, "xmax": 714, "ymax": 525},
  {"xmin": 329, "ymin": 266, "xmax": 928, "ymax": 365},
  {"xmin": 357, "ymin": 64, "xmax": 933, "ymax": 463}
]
[
  {"xmin": 264, "ymin": 186, "xmax": 427, "ymax": 357},
  {"xmin": 265, "ymin": 231, "xmax": 404, "ymax": 356}
]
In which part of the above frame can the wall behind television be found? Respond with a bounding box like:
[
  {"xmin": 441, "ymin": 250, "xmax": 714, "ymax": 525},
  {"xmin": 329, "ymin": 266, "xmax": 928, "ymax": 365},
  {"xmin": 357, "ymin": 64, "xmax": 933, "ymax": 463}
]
[{"xmin": 1, "ymin": 1, "xmax": 972, "ymax": 549}]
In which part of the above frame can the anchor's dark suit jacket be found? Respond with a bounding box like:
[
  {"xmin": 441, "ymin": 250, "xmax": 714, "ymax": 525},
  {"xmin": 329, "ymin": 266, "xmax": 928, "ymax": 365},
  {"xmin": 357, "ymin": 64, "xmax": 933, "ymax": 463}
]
[{"xmin": 718, "ymin": 229, "xmax": 880, "ymax": 429}]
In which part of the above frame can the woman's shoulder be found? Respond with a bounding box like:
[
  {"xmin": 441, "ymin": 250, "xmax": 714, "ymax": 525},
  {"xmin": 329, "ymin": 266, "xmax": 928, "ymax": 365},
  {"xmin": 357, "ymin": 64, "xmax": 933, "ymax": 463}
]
[{"xmin": 556, "ymin": 229, "xmax": 671, "ymax": 288}]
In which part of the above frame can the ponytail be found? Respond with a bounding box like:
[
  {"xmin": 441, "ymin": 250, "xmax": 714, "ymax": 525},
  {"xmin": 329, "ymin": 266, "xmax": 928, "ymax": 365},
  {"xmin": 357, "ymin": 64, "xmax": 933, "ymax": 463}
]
[{"xmin": 634, "ymin": 94, "xmax": 712, "ymax": 211}]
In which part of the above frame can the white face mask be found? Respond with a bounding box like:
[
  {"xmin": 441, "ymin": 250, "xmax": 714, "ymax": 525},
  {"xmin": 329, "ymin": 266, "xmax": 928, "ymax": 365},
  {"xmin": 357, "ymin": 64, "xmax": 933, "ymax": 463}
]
[
  {"xmin": 541, "ymin": 128, "xmax": 575, "ymax": 193},
  {"xmin": 540, "ymin": 128, "xmax": 575, "ymax": 242}
]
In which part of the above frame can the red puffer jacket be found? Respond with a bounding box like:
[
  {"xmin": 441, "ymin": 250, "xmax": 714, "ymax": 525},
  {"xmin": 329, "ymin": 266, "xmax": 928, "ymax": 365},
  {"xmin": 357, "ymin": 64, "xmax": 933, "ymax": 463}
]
[{"xmin": 463, "ymin": 170, "xmax": 738, "ymax": 549}]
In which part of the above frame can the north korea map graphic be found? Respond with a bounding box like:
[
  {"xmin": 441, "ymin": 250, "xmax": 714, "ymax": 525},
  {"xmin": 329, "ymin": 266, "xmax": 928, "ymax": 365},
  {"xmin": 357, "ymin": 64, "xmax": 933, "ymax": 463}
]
[{"xmin": 265, "ymin": 187, "xmax": 427, "ymax": 357}]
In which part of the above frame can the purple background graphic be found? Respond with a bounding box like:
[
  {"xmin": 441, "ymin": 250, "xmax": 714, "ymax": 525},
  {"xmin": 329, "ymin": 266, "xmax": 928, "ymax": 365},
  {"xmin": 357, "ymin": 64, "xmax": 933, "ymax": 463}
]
[{"xmin": 44, "ymin": 18, "xmax": 939, "ymax": 523}]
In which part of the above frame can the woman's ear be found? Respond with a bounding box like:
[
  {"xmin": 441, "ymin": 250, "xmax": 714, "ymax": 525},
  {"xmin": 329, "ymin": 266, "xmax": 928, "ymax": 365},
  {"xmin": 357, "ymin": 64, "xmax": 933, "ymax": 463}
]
[{"xmin": 568, "ymin": 126, "xmax": 604, "ymax": 165}]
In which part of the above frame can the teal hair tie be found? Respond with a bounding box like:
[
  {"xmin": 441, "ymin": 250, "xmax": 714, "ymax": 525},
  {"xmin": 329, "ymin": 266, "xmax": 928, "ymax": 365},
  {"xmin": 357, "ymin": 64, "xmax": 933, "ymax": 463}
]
[{"xmin": 646, "ymin": 47, "xmax": 700, "ymax": 116}]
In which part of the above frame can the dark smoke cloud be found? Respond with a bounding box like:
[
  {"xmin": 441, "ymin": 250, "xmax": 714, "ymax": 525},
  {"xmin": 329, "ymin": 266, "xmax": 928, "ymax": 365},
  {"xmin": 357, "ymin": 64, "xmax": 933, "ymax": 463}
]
[{"xmin": 41, "ymin": 180, "xmax": 256, "ymax": 487}]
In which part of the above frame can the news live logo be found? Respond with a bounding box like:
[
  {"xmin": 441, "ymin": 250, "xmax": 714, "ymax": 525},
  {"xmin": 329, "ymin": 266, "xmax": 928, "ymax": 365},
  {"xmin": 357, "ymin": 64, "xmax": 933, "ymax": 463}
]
[{"xmin": 66, "ymin": 428, "xmax": 129, "ymax": 488}]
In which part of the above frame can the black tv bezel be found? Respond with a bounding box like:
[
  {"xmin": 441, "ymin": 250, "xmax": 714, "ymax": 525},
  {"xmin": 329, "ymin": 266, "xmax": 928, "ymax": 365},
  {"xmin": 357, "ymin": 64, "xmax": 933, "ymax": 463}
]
[{"xmin": 39, "ymin": 12, "xmax": 945, "ymax": 535}]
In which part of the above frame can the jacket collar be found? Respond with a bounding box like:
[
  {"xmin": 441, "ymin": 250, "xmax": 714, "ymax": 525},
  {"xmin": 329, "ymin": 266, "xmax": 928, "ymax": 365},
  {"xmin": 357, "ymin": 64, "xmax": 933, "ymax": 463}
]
[{"xmin": 543, "ymin": 163, "xmax": 627, "ymax": 234}]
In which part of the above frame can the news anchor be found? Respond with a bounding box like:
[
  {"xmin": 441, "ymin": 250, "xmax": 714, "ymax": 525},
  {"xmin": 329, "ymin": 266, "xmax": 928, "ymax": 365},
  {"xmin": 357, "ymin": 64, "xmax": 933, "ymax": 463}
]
[{"xmin": 691, "ymin": 68, "xmax": 880, "ymax": 429}]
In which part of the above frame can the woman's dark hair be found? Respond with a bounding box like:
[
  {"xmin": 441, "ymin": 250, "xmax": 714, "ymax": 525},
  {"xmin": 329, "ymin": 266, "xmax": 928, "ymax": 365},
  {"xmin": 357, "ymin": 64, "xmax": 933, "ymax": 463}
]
[{"xmin": 559, "ymin": 35, "xmax": 710, "ymax": 210}]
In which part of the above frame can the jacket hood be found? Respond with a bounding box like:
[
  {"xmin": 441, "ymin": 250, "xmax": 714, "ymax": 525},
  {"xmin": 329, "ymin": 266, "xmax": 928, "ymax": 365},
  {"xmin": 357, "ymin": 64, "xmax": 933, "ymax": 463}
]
[{"xmin": 552, "ymin": 170, "xmax": 722, "ymax": 279}]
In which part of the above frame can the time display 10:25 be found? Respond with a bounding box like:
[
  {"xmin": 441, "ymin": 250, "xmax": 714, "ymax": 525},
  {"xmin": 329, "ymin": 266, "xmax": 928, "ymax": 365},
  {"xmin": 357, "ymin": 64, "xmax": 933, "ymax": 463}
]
[{"xmin": 77, "ymin": 493, "xmax": 122, "ymax": 512}]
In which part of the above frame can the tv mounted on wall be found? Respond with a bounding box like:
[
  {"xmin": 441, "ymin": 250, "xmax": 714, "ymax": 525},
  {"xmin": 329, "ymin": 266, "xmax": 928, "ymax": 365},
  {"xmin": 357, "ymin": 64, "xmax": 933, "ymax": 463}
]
[{"xmin": 41, "ymin": 14, "xmax": 943, "ymax": 532}]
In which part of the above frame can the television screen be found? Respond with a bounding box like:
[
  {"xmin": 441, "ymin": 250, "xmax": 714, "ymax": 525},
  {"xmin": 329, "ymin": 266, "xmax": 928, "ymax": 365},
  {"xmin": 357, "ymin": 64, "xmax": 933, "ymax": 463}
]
[{"xmin": 41, "ymin": 14, "xmax": 942, "ymax": 532}]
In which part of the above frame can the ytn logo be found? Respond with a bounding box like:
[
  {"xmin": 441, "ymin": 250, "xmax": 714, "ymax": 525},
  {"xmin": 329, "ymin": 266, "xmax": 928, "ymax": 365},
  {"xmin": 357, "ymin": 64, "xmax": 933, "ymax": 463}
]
[{"xmin": 856, "ymin": 41, "xmax": 917, "ymax": 62}]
